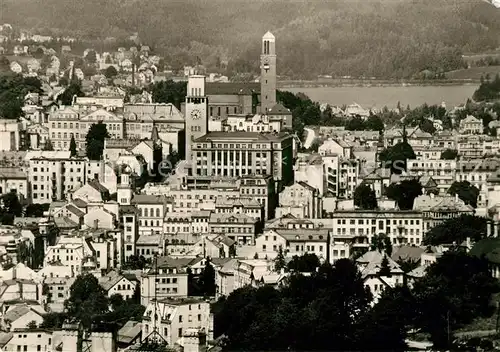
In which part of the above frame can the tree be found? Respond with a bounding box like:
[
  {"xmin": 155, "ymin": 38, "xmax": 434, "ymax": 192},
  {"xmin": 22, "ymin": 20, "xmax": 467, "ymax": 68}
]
[
  {"xmin": 371, "ymin": 234, "xmax": 393, "ymax": 256},
  {"xmin": 40, "ymin": 312, "xmax": 68, "ymax": 329},
  {"xmin": 448, "ymin": 181, "xmax": 480, "ymax": 208},
  {"xmin": 104, "ymin": 66, "xmax": 118, "ymax": 79},
  {"xmin": 287, "ymin": 253, "xmax": 320, "ymax": 273},
  {"xmin": 354, "ymin": 183, "xmax": 378, "ymax": 210},
  {"xmin": 149, "ymin": 80, "xmax": 187, "ymax": 109},
  {"xmin": 85, "ymin": 122, "xmax": 109, "ymax": 160},
  {"xmin": 200, "ymin": 258, "xmax": 216, "ymax": 297},
  {"xmin": 25, "ymin": 203, "xmax": 50, "ymax": 217},
  {"xmin": 365, "ymin": 115, "xmax": 384, "ymax": 131},
  {"xmin": 360, "ymin": 286, "xmax": 416, "ymax": 351},
  {"xmin": 379, "ymin": 141, "xmax": 416, "ymax": 174},
  {"xmin": 345, "ymin": 116, "xmax": 366, "ymax": 131},
  {"xmin": 69, "ymin": 135, "xmax": 77, "ymax": 157},
  {"xmin": 26, "ymin": 320, "xmax": 38, "ymax": 329},
  {"xmin": 378, "ymin": 255, "xmax": 392, "ymax": 276},
  {"xmin": 0, "ymin": 56, "xmax": 9, "ymax": 72},
  {"xmin": 85, "ymin": 50, "xmax": 97, "ymax": 64},
  {"xmin": 419, "ymin": 119, "xmax": 436, "ymax": 134},
  {"xmin": 424, "ymin": 214, "xmax": 487, "ymax": 246},
  {"xmin": 43, "ymin": 138, "xmax": 54, "ymax": 151},
  {"xmin": 413, "ymin": 251, "xmax": 499, "ymax": 348},
  {"xmin": 386, "ymin": 179, "xmax": 422, "ymax": 210},
  {"xmin": 2, "ymin": 190, "xmax": 22, "ymax": 216},
  {"xmin": 440, "ymin": 149, "xmax": 458, "ymax": 160},
  {"xmin": 59, "ymin": 82, "xmax": 84, "ymax": 105},
  {"xmin": 109, "ymin": 293, "xmax": 125, "ymax": 311},
  {"xmin": 274, "ymin": 247, "xmax": 286, "ymax": 272},
  {"xmin": 64, "ymin": 274, "xmax": 109, "ymax": 329}
]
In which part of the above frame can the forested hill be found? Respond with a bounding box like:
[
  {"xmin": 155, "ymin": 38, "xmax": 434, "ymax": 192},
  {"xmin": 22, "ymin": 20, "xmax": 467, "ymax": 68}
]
[{"xmin": 2, "ymin": 0, "xmax": 500, "ymax": 79}]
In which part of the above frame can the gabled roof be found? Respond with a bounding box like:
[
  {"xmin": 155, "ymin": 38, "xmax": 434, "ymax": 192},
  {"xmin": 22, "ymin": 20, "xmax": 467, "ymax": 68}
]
[
  {"xmin": 118, "ymin": 320, "xmax": 142, "ymax": 344},
  {"xmin": 205, "ymin": 82, "xmax": 260, "ymax": 95},
  {"xmin": 268, "ymin": 103, "xmax": 291, "ymax": 115},
  {"xmin": 99, "ymin": 270, "xmax": 134, "ymax": 292},
  {"xmin": 88, "ymin": 179, "xmax": 109, "ymax": 193},
  {"xmin": 65, "ymin": 204, "xmax": 85, "ymax": 218},
  {"xmin": 357, "ymin": 250, "xmax": 404, "ymax": 278}
]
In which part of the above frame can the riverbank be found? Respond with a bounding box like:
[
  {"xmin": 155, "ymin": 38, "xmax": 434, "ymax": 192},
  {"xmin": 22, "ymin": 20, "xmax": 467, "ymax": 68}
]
[{"xmin": 278, "ymin": 79, "xmax": 479, "ymax": 89}]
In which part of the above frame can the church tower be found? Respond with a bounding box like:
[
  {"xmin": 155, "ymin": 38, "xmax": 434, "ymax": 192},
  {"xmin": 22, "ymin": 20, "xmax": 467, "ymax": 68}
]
[
  {"xmin": 260, "ymin": 31, "xmax": 277, "ymax": 113},
  {"xmin": 185, "ymin": 75, "xmax": 208, "ymax": 165}
]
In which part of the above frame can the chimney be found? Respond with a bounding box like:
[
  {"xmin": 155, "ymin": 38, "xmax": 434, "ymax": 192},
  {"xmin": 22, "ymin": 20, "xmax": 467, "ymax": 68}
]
[{"xmin": 455, "ymin": 193, "xmax": 459, "ymax": 202}]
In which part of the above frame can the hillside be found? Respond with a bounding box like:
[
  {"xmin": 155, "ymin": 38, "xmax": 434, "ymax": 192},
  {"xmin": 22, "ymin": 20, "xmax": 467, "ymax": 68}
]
[{"xmin": 2, "ymin": 0, "xmax": 500, "ymax": 79}]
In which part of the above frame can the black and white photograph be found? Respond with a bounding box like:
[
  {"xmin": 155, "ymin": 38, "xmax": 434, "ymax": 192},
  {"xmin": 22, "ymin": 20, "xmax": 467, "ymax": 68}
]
[{"xmin": 0, "ymin": 0, "xmax": 499, "ymax": 351}]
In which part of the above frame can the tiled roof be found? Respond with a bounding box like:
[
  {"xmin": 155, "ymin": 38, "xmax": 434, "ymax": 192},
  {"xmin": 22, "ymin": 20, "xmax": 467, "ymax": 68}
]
[
  {"xmin": 66, "ymin": 204, "xmax": 85, "ymax": 218},
  {"xmin": 272, "ymin": 229, "xmax": 329, "ymax": 242},
  {"xmin": 206, "ymin": 82, "xmax": 260, "ymax": 95},
  {"xmin": 268, "ymin": 103, "xmax": 291, "ymax": 115},
  {"xmin": 131, "ymin": 194, "xmax": 167, "ymax": 205},
  {"xmin": 88, "ymin": 179, "xmax": 109, "ymax": 193},
  {"xmin": 357, "ymin": 250, "xmax": 404, "ymax": 278},
  {"xmin": 391, "ymin": 246, "xmax": 425, "ymax": 262},
  {"xmin": 99, "ymin": 270, "xmax": 133, "ymax": 292}
]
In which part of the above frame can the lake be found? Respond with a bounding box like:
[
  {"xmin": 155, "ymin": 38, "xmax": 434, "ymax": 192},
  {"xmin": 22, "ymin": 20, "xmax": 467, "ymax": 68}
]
[{"xmin": 285, "ymin": 84, "xmax": 478, "ymax": 110}]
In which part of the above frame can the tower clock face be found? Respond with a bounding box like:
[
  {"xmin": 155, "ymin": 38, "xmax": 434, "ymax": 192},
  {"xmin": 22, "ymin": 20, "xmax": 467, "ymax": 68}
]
[
  {"xmin": 262, "ymin": 57, "xmax": 270, "ymax": 65},
  {"xmin": 191, "ymin": 109, "xmax": 202, "ymax": 120}
]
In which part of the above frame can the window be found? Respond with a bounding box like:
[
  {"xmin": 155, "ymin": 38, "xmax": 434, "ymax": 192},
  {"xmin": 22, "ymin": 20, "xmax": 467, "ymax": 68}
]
[
  {"xmin": 179, "ymin": 315, "xmax": 183, "ymax": 322},
  {"xmin": 178, "ymin": 328, "xmax": 183, "ymax": 337}
]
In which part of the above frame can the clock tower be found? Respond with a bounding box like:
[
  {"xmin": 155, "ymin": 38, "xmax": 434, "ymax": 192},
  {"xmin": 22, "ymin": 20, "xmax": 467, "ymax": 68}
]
[
  {"xmin": 185, "ymin": 75, "xmax": 208, "ymax": 164},
  {"xmin": 260, "ymin": 31, "xmax": 277, "ymax": 113}
]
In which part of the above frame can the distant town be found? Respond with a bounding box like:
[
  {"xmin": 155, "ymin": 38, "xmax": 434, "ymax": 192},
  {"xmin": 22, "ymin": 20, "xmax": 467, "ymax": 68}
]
[{"xmin": 1, "ymin": 21, "xmax": 500, "ymax": 352}]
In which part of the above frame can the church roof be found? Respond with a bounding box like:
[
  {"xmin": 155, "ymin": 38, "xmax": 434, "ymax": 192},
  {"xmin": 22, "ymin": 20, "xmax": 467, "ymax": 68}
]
[{"xmin": 206, "ymin": 82, "xmax": 260, "ymax": 95}]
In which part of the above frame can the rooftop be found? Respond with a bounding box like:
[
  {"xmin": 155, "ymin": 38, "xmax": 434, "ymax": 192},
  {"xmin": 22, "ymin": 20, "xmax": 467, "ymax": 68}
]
[{"xmin": 195, "ymin": 131, "xmax": 291, "ymax": 143}]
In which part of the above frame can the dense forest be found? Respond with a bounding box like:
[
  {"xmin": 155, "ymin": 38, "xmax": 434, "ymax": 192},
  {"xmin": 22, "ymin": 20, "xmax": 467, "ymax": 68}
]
[{"xmin": 2, "ymin": 0, "xmax": 500, "ymax": 79}]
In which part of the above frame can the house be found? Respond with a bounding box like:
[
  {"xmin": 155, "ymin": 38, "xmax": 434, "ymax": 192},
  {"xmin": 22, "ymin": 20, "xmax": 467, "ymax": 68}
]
[
  {"xmin": 83, "ymin": 208, "xmax": 116, "ymax": 229},
  {"xmin": 459, "ymin": 115, "xmax": 483, "ymax": 134},
  {"xmin": 356, "ymin": 250, "xmax": 404, "ymax": 303},
  {"xmin": 117, "ymin": 320, "xmax": 142, "ymax": 350},
  {"xmin": 9, "ymin": 61, "xmax": 22, "ymax": 74},
  {"xmin": 72, "ymin": 180, "xmax": 109, "ymax": 203},
  {"xmin": 192, "ymin": 235, "xmax": 235, "ymax": 259},
  {"xmin": 0, "ymin": 304, "xmax": 45, "ymax": 331},
  {"xmin": 98, "ymin": 270, "xmax": 138, "ymax": 299},
  {"xmin": 255, "ymin": 228, "xmax": 329, "ymax": 261}
]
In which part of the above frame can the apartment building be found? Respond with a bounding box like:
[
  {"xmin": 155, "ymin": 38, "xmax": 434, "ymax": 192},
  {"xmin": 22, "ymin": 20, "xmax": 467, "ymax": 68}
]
[
  {"xmin": 0, "ymin": 168, "xmax": 28, "ymax": 199},
  {"xmin": 255, "ymin": 228, "xmax": 330, "ymax": 261},
  {"xmin": 26, "ymin": 151, "xmax": 86, "ymax": 203},
  {"xmin": 131, "ymin": 194, "xmax": 172, "ymax": 235},
  {"xmin": 142, "ymin": 298, "xmax": 213, "ymax": 347},
  {"xmin": 330, "ymin": 210, "xmax": 425, "ymax": 246},
  {"xmin": 407, "ymin": 159, "xmax": 456, "ymax": 194},
  {"xmin": 140, "ymin": 257, "xmax": 190, "ymax": 306},
  {"xmin": 456, "ymin": 159, "xmax": 500, "ymax": 208},
  {"xmin": 208, "ymin": 213, "xmax": 257, "ymax": 245},
  {"xmin": 324, "ymin": 155, "xmax": 360, "ymax": 198},
  {"xmin": 278, "ymin": 181, "xmax": 322, "ymax": 219},
  {"xmin": 191, "ymin": 131, "xmax": 294, "ymax": 188},
  {"xmin": 413, "ymin": 193, "xmax": 474, "ymax": 232}
]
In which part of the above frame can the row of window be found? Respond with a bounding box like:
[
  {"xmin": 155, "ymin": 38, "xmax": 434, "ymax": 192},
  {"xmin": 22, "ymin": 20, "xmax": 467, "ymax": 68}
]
[{"xmin": 336, "ymin": 219, "xmax": 421, "ymax": 226}]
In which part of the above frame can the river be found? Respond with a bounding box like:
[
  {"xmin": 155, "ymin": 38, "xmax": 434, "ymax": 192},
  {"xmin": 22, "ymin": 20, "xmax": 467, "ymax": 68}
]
[{"xmin": 285, "ymin": 84, "xmax": 478, "ymax": 110}]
